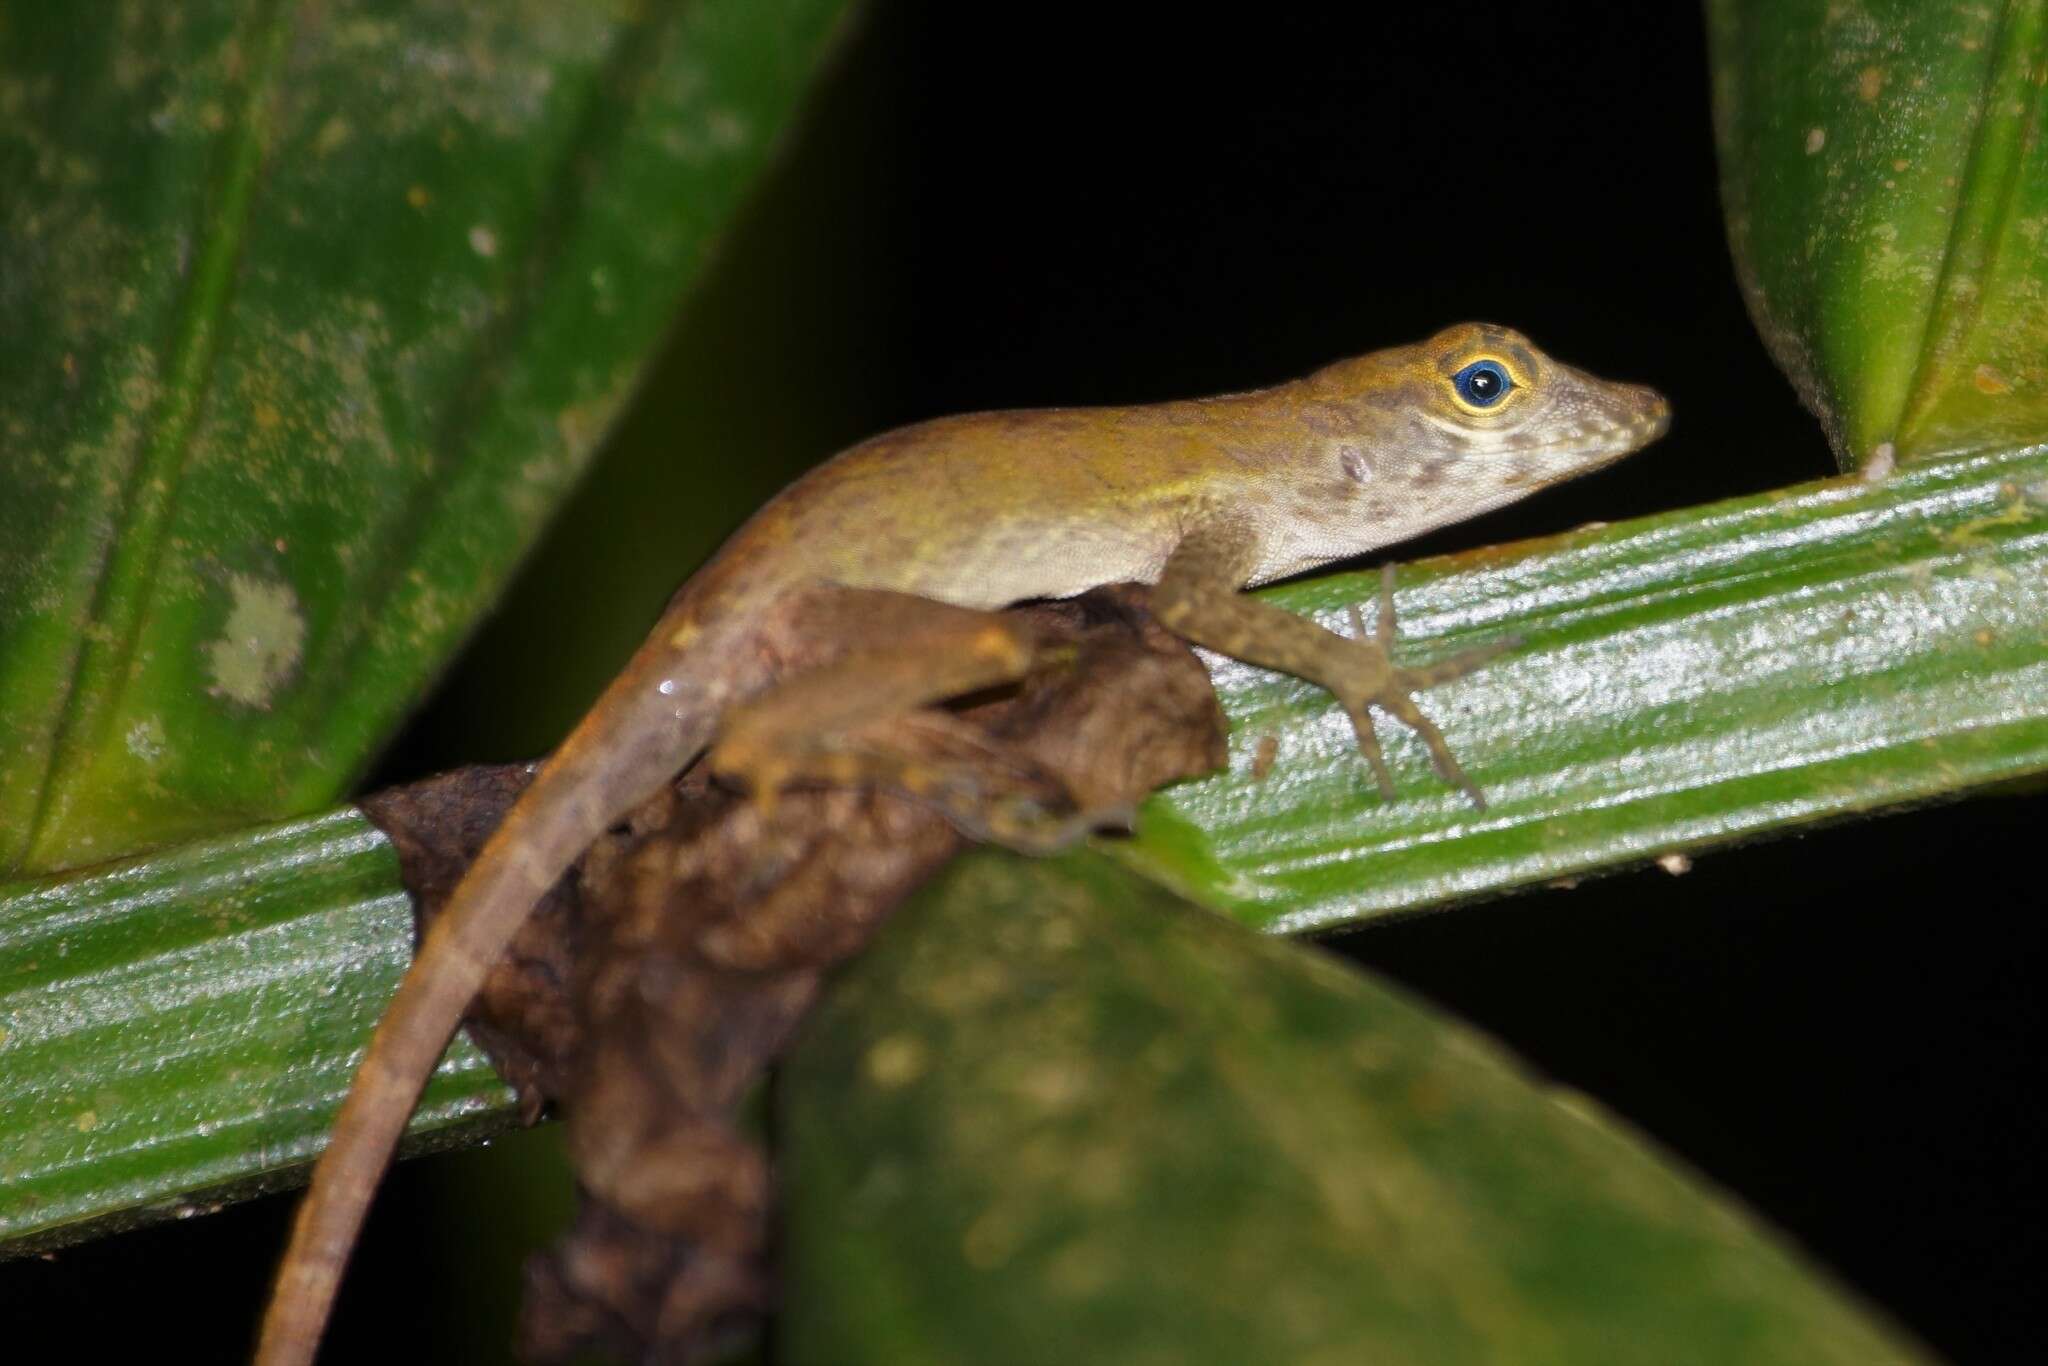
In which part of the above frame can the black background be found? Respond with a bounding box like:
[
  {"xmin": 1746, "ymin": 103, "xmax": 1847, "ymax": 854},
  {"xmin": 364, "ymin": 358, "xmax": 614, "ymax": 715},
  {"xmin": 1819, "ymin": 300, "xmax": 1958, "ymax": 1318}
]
[{"xmin": 12, "ymin": 5, "xmax": 2040, "ymax": 1363}]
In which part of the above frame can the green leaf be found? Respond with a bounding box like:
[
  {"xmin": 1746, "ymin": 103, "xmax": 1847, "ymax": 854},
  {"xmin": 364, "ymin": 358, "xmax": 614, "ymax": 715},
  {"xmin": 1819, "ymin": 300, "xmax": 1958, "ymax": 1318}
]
[
  {"xmin": 0, "ymin": 807, "xmax": 510, "ymax": 1251},
  {"xmin": 5, "ymin": 444, "xmax": 2045, "ymax": 1247},
  {"xmin": 1124, "ymin": 443, "xmax": 2048, "ymax": 934},
  {"xmin": 0, "ymin": 0, "xmax": 854, "ymax": 875},
  {"xmin": 777, "ymin": 848, "xmax": 1929, "ymax": 1365},
  {"xmin": 1709, "ymin": 0, "xmax": 2048, "ymax": 466}
]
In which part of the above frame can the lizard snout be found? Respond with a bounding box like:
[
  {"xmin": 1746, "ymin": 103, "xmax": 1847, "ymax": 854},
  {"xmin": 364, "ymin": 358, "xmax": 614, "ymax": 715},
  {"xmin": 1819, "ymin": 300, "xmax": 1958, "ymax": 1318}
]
[{"xmin": 1628, "ymin": 383, "xmax": 1673, "ymax": 440}]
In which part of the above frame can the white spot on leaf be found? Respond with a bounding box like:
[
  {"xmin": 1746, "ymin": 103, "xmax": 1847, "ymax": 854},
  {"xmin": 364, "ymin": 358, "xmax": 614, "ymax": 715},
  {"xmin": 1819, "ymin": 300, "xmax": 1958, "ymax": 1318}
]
[
  {"xmin": 124, "ymin": 718, "xmax": 167, "ymax": 763},
  {"xmin": 205, "ymin": 572, "xmax": 305, "ymax": 708}
]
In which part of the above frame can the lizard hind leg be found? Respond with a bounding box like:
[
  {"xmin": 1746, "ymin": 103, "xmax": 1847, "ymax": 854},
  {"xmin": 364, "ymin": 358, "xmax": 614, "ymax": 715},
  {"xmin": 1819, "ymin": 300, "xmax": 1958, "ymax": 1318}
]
[
  {"xmin": 707, "ymin": 595, "xmax": 1111, "ymax": 855},
  {"xmin": 770, "ymin": 720, "xmax": 1121, "ymax": 855},
  {"xmin": 868, "ymin": 704, "xmax": 1140, "ymax": 854}
]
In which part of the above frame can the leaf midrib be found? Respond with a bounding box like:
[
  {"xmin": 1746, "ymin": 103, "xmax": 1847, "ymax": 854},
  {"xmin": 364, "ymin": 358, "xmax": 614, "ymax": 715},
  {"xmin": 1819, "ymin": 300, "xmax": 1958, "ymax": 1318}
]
[
  {"xmin": 1893, "ymin": 0, "xmax": 2048, "ymax": 454},
  {"xmin": 23, "ymin": 0, "xmax": 295, "ymax": 869}
]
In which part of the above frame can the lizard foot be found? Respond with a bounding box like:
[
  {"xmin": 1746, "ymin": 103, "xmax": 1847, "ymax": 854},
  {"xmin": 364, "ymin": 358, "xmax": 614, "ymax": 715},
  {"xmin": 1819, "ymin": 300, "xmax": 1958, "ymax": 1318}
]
[
  {"xmin": 712, "ymin": 737, "xmax": 1120, "ymax": 856},
  {"xmin": 822, "ymin": 750, "xmax": 1126, "ymax": 856},
  {"xmin": 938, "ymin": 788, "xmax": 1135, "ymax": 856},
  {"xmin": 1333, "ymin": 564, "xmax": 1517, "ymax": 810}
]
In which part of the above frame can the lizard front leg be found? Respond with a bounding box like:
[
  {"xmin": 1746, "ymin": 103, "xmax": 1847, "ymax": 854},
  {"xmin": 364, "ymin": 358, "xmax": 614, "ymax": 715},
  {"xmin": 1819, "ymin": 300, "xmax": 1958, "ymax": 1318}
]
[{"xmin": 1151, "ymin": 521, "xmax": 1513, "ymax": 808}]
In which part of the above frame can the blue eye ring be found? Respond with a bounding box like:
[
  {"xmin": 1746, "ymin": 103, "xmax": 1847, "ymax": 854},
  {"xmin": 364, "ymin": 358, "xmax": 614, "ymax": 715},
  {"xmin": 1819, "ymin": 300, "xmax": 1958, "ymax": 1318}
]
[{"xmin": 1451, "ymin": 359, "xmax": 1514, "ymax": 409}]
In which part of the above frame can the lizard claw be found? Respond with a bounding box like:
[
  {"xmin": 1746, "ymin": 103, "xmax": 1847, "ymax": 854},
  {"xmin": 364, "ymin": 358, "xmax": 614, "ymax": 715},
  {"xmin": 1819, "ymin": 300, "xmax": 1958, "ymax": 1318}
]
[
  {"xmin": 1335, "ymin": 568, "xmax": 1512, "ymax": 811},
  {"xmin": 1342, "ymin": 701, "xmax": 1398, "ymax": 801}
]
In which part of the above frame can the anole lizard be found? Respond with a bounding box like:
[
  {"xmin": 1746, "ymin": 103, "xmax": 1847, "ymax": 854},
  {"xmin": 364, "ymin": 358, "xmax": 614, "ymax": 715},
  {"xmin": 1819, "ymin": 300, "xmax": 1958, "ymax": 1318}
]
[{"xmin": 256, "ymin": 322, "xmax": 1668, "ymax": 1363}]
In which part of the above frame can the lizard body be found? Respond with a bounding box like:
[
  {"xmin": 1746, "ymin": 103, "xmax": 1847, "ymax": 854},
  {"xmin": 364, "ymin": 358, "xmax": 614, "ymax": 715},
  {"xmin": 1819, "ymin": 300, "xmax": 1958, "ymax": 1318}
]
[{"xmin": 257, "ymin": 323, "xmax": 1667, "ymax": 1363}]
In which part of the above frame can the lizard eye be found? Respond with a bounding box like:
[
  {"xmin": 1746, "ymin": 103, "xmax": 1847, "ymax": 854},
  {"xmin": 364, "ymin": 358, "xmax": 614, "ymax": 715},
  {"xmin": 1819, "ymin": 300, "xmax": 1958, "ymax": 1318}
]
[{"xmin": 1451, "ymin": 359, "xmax": 1514, "ymax": 409}]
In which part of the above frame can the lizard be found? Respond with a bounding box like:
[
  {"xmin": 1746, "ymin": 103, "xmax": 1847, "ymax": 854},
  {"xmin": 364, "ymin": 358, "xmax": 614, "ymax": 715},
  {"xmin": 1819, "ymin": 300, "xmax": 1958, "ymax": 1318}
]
[{"xmin": 255, "ymin": 321, "xmax": 1669, "ymax": 1364}]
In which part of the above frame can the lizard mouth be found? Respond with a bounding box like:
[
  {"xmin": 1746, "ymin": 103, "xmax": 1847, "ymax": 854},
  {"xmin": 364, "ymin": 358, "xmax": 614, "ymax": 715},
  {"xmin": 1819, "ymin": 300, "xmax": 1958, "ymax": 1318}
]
[
  {"xmin": 1542, "ymin": 379, "xmax": 1670, "ymax": 464},
  {"xmin": 1626, "ymin": 386, "xmax": 1674, "ymax": 442},
  {"xmin": 1480, "ymin": 379, "xmax": 1668, "ymax": 490}
]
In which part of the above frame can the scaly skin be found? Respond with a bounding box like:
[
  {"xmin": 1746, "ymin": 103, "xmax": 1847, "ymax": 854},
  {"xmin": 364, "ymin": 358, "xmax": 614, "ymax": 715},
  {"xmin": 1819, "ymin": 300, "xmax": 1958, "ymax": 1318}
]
[{"xmin": 256, "ymin": 322, "xmax": 1668, "ymax": 1364}]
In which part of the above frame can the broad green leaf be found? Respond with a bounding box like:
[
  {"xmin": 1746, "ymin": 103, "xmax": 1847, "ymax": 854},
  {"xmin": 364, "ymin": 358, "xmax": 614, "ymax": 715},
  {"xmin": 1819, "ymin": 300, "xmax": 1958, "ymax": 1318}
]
[
  {"xmin": 0, "ymin": 0, "xmax": 853, "ymax": 875},
  {"xmin": 0, "ymin": 807, "xmax": 508, "ymax": 1251},
  {"xmin": 1709, "ymin": 0, "xmax": 2048, "ymax": 466},
  {"xmin": 777, "ymin": 848, "xmax": 1929, "ymax": 1365}
]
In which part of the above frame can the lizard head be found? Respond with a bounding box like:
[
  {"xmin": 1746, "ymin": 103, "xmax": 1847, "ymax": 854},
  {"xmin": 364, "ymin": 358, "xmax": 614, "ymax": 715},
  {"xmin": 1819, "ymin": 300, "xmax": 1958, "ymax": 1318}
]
[
  {"xmin": 1412, "ymin": 321, "xmax": 1668, "ymax": 477},
  {"xmin": 1302, "ymin": 322, "xmax": 1669, "ymax": 542}
]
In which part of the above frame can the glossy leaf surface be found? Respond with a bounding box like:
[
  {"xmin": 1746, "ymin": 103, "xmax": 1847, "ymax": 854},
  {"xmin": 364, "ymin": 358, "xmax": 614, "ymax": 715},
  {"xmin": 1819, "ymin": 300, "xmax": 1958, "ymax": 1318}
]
[
  {"xmin": 0, "ymin": 808, "xmax": 507, "ymax": 1251},
  {"xmin": 5, "ymin": 441, "xmax": 2045, "ymax": 1246},
  {"xmin": 1124, "ymin": 444, "xmax": 2048, "ymax": 933}
]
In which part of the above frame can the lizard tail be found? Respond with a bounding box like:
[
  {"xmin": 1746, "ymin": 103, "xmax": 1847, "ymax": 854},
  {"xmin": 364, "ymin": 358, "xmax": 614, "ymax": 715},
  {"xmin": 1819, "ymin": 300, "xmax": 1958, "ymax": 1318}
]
[{"xmin": 254, "ymin": 662, "xmax": 716, "ymax": 1366}]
